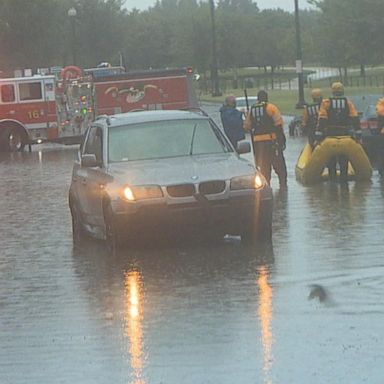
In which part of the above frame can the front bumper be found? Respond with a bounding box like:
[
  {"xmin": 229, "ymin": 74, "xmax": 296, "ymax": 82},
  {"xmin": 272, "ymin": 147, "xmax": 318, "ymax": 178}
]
[{"xmin": 109, "ymin": 186, "xmax": 273, "ymax": 236}]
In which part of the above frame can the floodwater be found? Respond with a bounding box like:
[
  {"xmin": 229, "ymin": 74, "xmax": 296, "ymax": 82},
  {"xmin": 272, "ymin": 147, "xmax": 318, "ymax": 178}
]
[{"xmin": 1, "ymin": 104, "xmax": 384, "ymax": 384}]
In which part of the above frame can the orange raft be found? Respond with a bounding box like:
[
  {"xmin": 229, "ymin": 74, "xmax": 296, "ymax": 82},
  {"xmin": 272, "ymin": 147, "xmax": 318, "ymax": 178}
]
[{"xmin": 295, "ymin": 136, "xmax": 372, "ymax": 185}]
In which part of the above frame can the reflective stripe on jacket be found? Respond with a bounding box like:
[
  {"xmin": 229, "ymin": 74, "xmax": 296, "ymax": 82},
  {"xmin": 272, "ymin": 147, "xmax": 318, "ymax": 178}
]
[
  {"xmin": 302, "ymin": 102, "xmax": 320, "ymax": 129},
  {"xmin": 252, "ymin": 133, "xmax": 277, "ymax": 142},
  {"xmin": 318, "ymin": 97, "xmax": 358, "ymax": 122}
]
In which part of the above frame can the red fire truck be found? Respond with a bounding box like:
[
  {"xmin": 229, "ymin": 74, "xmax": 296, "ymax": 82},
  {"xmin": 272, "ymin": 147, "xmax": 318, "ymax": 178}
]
[
  {"xmin": 88, "ymin": 66, "xmax": 198, "ymax": 115},
  {"xmin": 0, "ymin": 66, "xmax": 198, "ymax": 152}
]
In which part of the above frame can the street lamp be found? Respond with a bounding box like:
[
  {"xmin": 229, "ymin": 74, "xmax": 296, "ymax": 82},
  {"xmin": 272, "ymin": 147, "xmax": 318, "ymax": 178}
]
[
  {"xmin": 68, "ymin": 7, "xmax": 77, "ymax": 65},
  {"xmin": 294, "ymin": 0, "xmax": 306, "ymax": 108},
  {"xmin": 209, "ymin": 0, "xmax": 221, "ymax": 97}
]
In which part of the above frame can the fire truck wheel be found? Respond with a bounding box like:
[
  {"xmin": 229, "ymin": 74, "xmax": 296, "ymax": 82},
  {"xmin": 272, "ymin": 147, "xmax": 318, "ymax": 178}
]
[{"xmin": 1, "ymin": 126, "xmax": 25, "ymax": 152}]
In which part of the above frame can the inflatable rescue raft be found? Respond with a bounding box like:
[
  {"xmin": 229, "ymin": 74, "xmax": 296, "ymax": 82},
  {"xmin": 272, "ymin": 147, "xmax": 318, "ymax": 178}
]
[{"xmin": 295, "ymin": 136, "xmax": 372, "ymax": 185}]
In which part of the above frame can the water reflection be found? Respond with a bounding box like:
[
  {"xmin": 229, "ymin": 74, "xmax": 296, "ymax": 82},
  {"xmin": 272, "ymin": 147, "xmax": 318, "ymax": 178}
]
[
  {"xmin": 272, "ymin": 188, "xmax": 289, "ymax": 243},
  {"xmin": 124, "ymin": 269, "xmax": 146, "ymax": 384},
  {"xmin": 71, "ymin": 237, "xmax": 277, "ymax": 383},
  {"xmin": 305, "ymin": 181, "xmax": 371, "ymax": 240},
  {"xmin": 257, "ymin": 265, "xmax": 273, "ymax": 384}
]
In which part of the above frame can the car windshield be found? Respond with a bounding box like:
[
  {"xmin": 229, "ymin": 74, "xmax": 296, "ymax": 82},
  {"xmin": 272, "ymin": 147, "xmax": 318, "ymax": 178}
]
[{"xmin": 108, "ymin": 118, "xmax": 231, "ymax": 162}]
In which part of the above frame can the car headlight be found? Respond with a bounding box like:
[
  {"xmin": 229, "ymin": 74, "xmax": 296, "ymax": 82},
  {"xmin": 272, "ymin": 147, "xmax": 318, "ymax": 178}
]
[
  {"xmin": 230, "ymin": 174, "xmax": 265, "ymax": 190},
  {"xmin": 122, "ymin": 185, "xmax": 163, "ymax": 201}
]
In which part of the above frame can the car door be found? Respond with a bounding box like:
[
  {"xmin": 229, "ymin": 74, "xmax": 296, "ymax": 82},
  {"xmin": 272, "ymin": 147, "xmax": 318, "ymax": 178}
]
[
  {"xmin": 77, "ymin": 125, "xmax": 105, "ymax": 227},
  {"xmin": 71, "ymin": 128, "xmax": 91, "ymax": 220}
]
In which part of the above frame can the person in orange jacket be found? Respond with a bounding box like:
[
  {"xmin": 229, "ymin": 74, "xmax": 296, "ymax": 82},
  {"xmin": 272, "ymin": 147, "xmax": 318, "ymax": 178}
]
[
  {"xmin": 302, "ymin": 88, "xmax": 323, "ymax": 146},
  {"xmin": 376, "ymin": 97, "xmax": 384, "ymax": 133},
  {"xmin": 315, "ymin": 82, "xmax": 360, "ymax": 181},
  {"xmin": 375, "ymin": 97, "xmax": 384, "ymax": 177},
  {"xmin": 244, "ymin": 90, "xmax": 287, "ymax": 189}
]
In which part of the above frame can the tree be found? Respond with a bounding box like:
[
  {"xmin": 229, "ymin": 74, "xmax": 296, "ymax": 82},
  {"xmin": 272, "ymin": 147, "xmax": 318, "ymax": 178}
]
[{"xmin": 309, "ymin": 0, "xmax": 384, "ymax": 74}]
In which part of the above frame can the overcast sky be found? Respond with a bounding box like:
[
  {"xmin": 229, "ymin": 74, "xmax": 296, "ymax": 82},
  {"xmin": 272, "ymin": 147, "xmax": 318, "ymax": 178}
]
[{"xmin": 123, "ymin": 0, "xmax": 315, "ymax": 12}]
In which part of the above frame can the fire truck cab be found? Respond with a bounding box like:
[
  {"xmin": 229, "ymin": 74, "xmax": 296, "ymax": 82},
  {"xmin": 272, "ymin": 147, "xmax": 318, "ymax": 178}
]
[
  {"xmin": 0, "ymin": 76, "xmax": 57, "ymax": 151},
  {"xmin": 0, "ymin": 73, "xmax": 94, "ymax": 151}
]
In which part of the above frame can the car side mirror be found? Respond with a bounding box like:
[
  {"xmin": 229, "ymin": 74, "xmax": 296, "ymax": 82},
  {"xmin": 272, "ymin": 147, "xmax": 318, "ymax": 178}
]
[
  {"xmin": 236, "ymin": 141, "xmax": 251, "ymax": 154},
  {"xmin": 81, "ymin": 154, "xmax": 101, "ymax": 168}
]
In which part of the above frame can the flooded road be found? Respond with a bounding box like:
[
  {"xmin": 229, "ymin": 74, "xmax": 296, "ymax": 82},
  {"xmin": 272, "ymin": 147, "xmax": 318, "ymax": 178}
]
[{"xmin": 1, "ymin": 104, "xmax": 384, "ymax": 384}]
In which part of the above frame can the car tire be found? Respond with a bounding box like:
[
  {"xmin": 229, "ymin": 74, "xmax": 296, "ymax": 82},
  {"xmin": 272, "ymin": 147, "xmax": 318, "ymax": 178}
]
[
  {"xmin": 70, "ymin": 200, "xmax": 85, "ymax": 244},
  {"xmin": 104, "ymin": 204, "xmax": 122, "ymax": 253}
]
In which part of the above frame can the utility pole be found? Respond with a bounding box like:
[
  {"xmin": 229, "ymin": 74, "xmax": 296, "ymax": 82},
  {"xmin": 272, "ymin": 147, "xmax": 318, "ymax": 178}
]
[
  {"xmin": 209, "ymin": 0, "xmax": 221, "ymax": 97},
  {"xmin": 294, "ymin": 0, "xmax": 306, "ymax": 108}
]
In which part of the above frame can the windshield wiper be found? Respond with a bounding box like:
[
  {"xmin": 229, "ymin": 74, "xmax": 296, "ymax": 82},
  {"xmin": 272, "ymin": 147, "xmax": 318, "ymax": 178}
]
[{"xmin": 189, "ymin": 123, "xmax": 198, "ymax": 155}]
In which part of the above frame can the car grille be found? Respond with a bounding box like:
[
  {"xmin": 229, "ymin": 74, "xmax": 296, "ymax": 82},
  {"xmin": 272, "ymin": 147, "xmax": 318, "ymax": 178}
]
[
  {"xmin": 198, "ymin": 180, "xmax": 226, "ymax": 195},
  {"xmin": 167, "ymin": 184, "xmax": 195, "ymax": 197}
]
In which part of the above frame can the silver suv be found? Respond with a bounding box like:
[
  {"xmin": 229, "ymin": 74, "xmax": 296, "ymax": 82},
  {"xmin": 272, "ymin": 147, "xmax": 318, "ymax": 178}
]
[{"xmin": 68, "ymin": 109, "xmax": 273, "ymax": 248}]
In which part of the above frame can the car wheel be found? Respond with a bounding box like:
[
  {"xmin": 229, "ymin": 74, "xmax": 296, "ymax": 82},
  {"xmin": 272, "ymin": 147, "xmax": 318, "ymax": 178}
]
[
  {"xmin": 104, "ymin": 204, "xmax": 122, "ymax": 252},
  {"xmin": 70, "ymin": 200, "xmax": 85, "ymax": 244}
]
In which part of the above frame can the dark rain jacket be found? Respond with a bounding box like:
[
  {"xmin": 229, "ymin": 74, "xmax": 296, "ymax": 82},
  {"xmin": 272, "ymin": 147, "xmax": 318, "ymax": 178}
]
[{"xmin": 220, "ymin": 105, "xmax": 245, "ymax": 147}]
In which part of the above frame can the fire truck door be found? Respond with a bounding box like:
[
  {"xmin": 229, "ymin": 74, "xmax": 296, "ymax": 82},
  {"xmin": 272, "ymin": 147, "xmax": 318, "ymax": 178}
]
[{"xmin": 43, "ymin": 78, "xmax": 57, "ymax": 129}]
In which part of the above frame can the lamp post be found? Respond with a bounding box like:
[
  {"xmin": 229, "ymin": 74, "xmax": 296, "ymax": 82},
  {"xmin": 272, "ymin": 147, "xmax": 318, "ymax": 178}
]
[
  {"xmin": 294, "ymin": 0, "xmax": 306, "ymax": 108},
  {"xmin": 68, "ymin": 7, "xmax": 77, "ymax": 65},
  {"xmin": 209, "ymin": 0, "xmax": 221, "ymax": 97}
]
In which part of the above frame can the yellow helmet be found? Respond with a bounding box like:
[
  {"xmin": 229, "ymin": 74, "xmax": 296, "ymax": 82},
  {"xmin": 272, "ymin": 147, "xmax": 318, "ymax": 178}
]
[
  {"xmin": 331, "ymin": 82, "xmax": 344, "ymax": 95},
  {"xmin": 311, "ymin": 88, "xmax": 322, "ymax": 99}
]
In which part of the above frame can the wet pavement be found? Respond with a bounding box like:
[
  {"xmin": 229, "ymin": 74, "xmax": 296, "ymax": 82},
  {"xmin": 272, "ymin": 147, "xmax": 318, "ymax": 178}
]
[{"xmin": 1, "ymin": 104, "xmax": 384, "ymax": 384}]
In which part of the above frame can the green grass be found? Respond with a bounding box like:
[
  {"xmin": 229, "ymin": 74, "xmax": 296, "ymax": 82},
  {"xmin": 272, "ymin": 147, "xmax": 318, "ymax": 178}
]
[
  {"xmin": 198, "ymin": 65, "xmax": 384, "ymax": 115},
  {"xmin": 199, "ymin": 88, "xmax": 312, "ymax": 116},
  {"xmin": 199, "ymin": 86, "xmax": 384, "ymax": 116}
]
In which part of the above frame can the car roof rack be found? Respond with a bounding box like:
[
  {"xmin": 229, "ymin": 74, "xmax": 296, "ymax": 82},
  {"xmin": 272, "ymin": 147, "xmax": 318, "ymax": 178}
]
[
  {"xmin": 179, "ymin": 107, "xmax": 209, "ymax": 117},
  {"xmin": 95, "ymin": 114, "xmax": 111, "ymax": 125}
]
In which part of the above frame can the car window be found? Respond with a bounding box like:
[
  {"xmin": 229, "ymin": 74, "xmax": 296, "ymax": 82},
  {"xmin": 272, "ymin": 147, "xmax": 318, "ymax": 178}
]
[
  {"xmin": 236, "ymin": 97, "xmax": 257, "ymax": 108},
  {"xmin": 108, "ymin": 118, "xmax": 231, "ymax": 162},
  {"xmin": 236, "ymin": 99, "xmax": 246, "ymax": 107},
  {"xmin": 83, "ymin": 126, "xmax": 103, "ymax": 162},
  {"xmin": 364, "ymin": 105, "xmax": 377, "ymax": 118}
]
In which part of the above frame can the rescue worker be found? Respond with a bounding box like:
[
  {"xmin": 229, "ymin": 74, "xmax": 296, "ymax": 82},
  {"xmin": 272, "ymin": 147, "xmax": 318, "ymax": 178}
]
[
  {"xmin": 244, "ymin": 90, "xmax": 287, "ymax": 189},
  {"xmin": 316, "ymin": 82, "xmax": 360, "ymax": 181},
  {"xmin": 375, "ymin": 97, "xmax": 384, "ymax": 177},
  {"xmin": 302, "ymin": 88, "xmax": 323, "ymax": 146},
  {"xmin": 220, "ymin": 94, "xmax": 245, "ymax": 148}
]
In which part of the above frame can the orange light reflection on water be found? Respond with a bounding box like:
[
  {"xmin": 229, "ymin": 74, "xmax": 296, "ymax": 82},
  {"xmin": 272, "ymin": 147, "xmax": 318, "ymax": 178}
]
[
  {"xmin": 257, "ymin": 265, "xmax": 273, "ymax": 384},
  {"xmin": 124, "ymin": 270, "xmax": 145, "ymax": 384}
]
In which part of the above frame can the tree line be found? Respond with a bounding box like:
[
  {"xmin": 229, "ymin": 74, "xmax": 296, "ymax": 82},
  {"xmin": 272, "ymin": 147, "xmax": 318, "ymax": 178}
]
[{"xmin": 0, "ymin": 0, "xmax": 383, "ymax": 77}]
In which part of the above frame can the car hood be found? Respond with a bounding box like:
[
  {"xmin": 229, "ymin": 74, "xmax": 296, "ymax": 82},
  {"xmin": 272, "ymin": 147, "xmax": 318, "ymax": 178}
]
[{"xmin": 107, "ymin": 153, "xmax": 255, "ymax": 186}]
